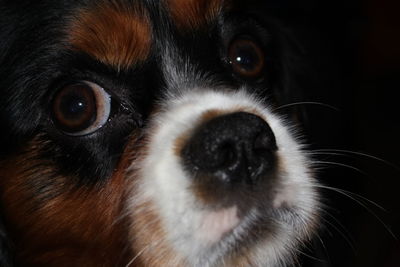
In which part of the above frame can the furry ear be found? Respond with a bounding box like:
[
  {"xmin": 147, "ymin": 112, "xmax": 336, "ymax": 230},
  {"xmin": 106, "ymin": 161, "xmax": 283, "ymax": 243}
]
[{"xmin": 0, "ymin": 215, "xmax": 12, "ymax": 267}]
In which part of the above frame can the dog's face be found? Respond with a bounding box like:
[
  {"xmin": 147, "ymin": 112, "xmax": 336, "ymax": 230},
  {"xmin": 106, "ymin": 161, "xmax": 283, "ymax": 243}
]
[{"xmin": 0, "ymin": 0, "xmax": 320, "ymax": 266}]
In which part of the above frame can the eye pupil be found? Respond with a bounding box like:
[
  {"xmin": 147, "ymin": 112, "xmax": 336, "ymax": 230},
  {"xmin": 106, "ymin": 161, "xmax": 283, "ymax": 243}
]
[
  {"xmin": 52, "ymin": 82, "xmax": 103, "ymax": 135},
  {"xmin": 59, "ymin": 91, "xmax": 93, "ymax": 120},
  {"xmin": 228, "ymin": 38, "xmax": 264, "ymax": 78},
  {"xmin": 234, "ymin": 46, "xmax": 260, "ymax": 70}
]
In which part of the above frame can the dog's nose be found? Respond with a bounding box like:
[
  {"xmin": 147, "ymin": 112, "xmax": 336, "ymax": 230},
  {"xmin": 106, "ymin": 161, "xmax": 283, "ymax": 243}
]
[{"xmin": 182, "ymin": 112, "xmax": 277, "ymax": 185}]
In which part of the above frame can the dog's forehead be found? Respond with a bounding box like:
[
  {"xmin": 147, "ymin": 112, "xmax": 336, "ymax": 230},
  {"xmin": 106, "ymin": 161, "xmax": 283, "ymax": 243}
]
[
  {"xmin": 165, "ymin": 0, "xmax": 227, "ymax": 30},
  {"xmin": 67, "ymin": 0, "xmax": 228, "ymax": 70},
  {"xmin": 68, "ymin": 1, "xmax": 152, "ymax": 70}
]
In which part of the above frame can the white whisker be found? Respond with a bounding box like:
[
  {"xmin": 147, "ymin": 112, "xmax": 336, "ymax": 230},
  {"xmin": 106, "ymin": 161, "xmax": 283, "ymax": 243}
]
[
  {"xmin": 320, "ymin": 216, "xmax": 356, "ymax": 252},
  {"xmin": 125, "ymin": 240, "xmax": 162, "ymax": 267},
  {"xmin": 312, "ymin": 160, "xmax": 369, "ymax": 177},
  {"xmin": 274, "ymin": 102, "xmax": 340, "ymax": 112},
  {"xmin": 312, "ymin": 149, "xmax": 400, "ymax": 171},
  {"xmin": 314, "ymin": 184, "xmax": 397, "ymax": 240}
]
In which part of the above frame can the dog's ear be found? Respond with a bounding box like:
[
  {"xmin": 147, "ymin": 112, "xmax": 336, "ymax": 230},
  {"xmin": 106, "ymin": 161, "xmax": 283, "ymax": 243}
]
[{"xmin": 0, "ymin": 215, "xmax": 13, "ymax": 267}]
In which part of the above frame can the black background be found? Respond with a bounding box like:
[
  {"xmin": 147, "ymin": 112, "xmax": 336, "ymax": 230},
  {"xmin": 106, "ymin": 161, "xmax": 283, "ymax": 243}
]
[{"xmin": 279, "ymin": 0, "xmax": 400, "ymax": 266}]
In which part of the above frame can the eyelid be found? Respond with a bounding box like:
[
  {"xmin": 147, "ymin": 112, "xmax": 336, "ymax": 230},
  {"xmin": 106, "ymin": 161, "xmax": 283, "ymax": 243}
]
[{"xmin": 220, "ymin": 15, "xmax": 271, "ymax": 47}]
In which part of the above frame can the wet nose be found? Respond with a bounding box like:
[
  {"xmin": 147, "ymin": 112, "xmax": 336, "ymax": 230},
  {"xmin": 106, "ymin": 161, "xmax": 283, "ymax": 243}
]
[{"xmin": 182, "ymin": 112, "xmax": 277, "ymax": 185}]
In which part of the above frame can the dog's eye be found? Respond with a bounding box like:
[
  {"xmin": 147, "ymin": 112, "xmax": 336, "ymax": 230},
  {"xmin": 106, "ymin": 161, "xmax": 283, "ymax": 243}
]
[
  {"xmin": 52, "ymin": 81, "xmax": 111, "ymax": 136},
  {"xmin": 228, "ymin": 37, "xmax": 265, "ymax": 78}
]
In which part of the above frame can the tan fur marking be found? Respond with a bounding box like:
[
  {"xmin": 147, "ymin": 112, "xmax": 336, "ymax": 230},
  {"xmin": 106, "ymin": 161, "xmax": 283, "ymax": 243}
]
[
  {"xmin": 69, "ymin": 2, "xmax": 151, "ymax": 70},
  {"xmin": 129, "ymin": 200, "xmax": 186, "ymax": 266},
  {"xmin": 126, "ymin": 135, "xmax": 186, "ymax": 266},
  {"xmin": 0, "ymin": 134, "xmax": 140, "ymax": 266},
  {"xmin": 166, "ymin": 0, "xmax": 226, "ymax": 30}
]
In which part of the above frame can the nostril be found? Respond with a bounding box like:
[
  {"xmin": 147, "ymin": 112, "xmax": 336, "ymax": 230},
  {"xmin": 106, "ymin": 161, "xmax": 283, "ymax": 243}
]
[
  {"xmin": 216, "ymin": 142, "xmax": 237, "ymax": 168},
  {"xmin": 253, "ymin": 130, "xmax": 277, "ymax": 154}
]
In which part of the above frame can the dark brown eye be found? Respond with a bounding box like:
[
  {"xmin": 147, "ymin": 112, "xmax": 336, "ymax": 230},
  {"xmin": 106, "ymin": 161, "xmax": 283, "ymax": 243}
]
[
  {"xmin": 228, "ymin": 38, "xmax": 265, "ymax": 78},
  {"xmin": 52, "ymin": 81, "xmax": 111, "ymax": 135}
]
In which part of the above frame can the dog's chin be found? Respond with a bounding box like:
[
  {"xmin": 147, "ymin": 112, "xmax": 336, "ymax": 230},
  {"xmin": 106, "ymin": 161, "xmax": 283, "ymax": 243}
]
[
  {"xmin": 127, "ymin": 89, "xmax": 319, "ymax": 266},
  {"xmin": 181, "ymin": 195, "xmax": 318, "ymax": 267}
]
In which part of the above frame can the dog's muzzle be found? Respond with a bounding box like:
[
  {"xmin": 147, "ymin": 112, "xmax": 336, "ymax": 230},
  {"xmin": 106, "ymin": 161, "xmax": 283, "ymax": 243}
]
[{"xmin": 129, "ymin": 91, "xmax": 319, "ymax": 265}]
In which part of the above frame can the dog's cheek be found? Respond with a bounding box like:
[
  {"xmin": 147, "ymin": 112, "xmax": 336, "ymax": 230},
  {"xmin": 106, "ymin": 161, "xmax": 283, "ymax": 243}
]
[
  {"xmin": 128, "ymin": 199, "xmax": 187, "ymax": 266},
  {"xmin": 0, "ymin": 137, "xmax": 132, "ymax": 266},
  {"xmin": 124, "ymin": 133, "xmax": 187, "ymax": 266}
]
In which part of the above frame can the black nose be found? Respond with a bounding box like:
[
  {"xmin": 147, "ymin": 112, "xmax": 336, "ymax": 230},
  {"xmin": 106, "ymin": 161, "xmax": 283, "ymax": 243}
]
[{"xmin": 182, "ymin": 112, "xmax": 277, "ymax": 185}]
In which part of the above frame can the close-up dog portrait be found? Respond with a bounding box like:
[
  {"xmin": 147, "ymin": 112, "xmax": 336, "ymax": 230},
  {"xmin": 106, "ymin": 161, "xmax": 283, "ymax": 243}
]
[{"xmin": 0, "ymin": 0, "xmax": 399, "ymax": 266}]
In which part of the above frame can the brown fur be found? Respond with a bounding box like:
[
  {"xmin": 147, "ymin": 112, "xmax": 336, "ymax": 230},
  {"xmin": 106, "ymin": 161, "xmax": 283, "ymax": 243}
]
[
  {"xmin": 68, "ymin": 1, "xmax": 152, "ymax": 70},
  {"xmin": 129, "ymin": 200, "xmax": 186, "ymax": 266},
  {"xmin": 0, "ymin": 135, "xmax": 138, "ymax": 266},
  {"xmin": 166, "ymin": 0, "xmax": 227, "ymax": 30}
]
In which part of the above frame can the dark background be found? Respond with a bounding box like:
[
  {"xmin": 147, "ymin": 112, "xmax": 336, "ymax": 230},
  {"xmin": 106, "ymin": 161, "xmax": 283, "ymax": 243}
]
[{"xmin": 278, "ymin": 0, "xmax": 400, "ymax": 266}]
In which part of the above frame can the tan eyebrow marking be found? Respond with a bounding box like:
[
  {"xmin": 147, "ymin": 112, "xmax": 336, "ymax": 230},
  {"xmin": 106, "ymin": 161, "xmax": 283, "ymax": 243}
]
[
  {"xmin": 68, "ymin": 2, "xmax": 152, "ymax": 70},
  {"xmin": 166, "ymin": 0, "xmax": 227, "ymax": 30}
]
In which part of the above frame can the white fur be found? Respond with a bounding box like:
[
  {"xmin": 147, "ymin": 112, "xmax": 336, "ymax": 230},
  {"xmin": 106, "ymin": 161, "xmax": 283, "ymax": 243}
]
[{"xmin": 128, "ymin": 89, "xmax": 319, "ymax": 266}]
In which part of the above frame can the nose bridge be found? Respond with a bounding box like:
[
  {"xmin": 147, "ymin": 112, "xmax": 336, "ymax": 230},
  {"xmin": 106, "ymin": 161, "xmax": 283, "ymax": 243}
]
[{"xmin": 158, "ymin": 42, "xmax": 211, "ymax": 95}]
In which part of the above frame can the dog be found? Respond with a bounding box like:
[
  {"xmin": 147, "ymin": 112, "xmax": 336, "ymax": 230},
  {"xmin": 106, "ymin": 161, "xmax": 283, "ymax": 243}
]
[{"xmin": 0, "ymin": 0, "xmax": 321, "ymax": 266}]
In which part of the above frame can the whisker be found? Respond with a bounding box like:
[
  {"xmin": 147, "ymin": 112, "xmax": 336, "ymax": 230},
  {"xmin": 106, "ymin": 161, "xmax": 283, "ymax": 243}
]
[
  {"xmin": 314, "ymin": 232, "xmax": 332, "ymax": 265},
  {"xmin": 312, "ymin": 160, "xmax": 370, "ymax": 177},
  {"xmin": 321, "ymin": 216, "xmax": 356, "ymax": 252},
  {"xmin": 317, "ymin": 185, "xmax": 386, "ymax": 212},
  {"xmin": 294, "ymin": 247, "xmax": 326, "ymax": 264},
  {"xmin": 319, "ymin": 208, "xmax": 355, "ymax": 241},
  {"xmin": 274, "ymin": 102, "xmax": 340, "ymax": 112},
  {"xmin": 125, "ymin": 240, "xmax": 162, "ymax": 267},
  {"xmin": 315, "ymin": 185, "xmax": 397, "ymax": 240},
  {"xmin": 318, "ymin": 210, "xmax": 361, "ymax": 257},
  {"xmin": 312, "ymin": 149, "xmax": 400, "ymax": 171},
  {"xmin": 112, "ymin": 211, "xmax": 130, "ymax": 228}
]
